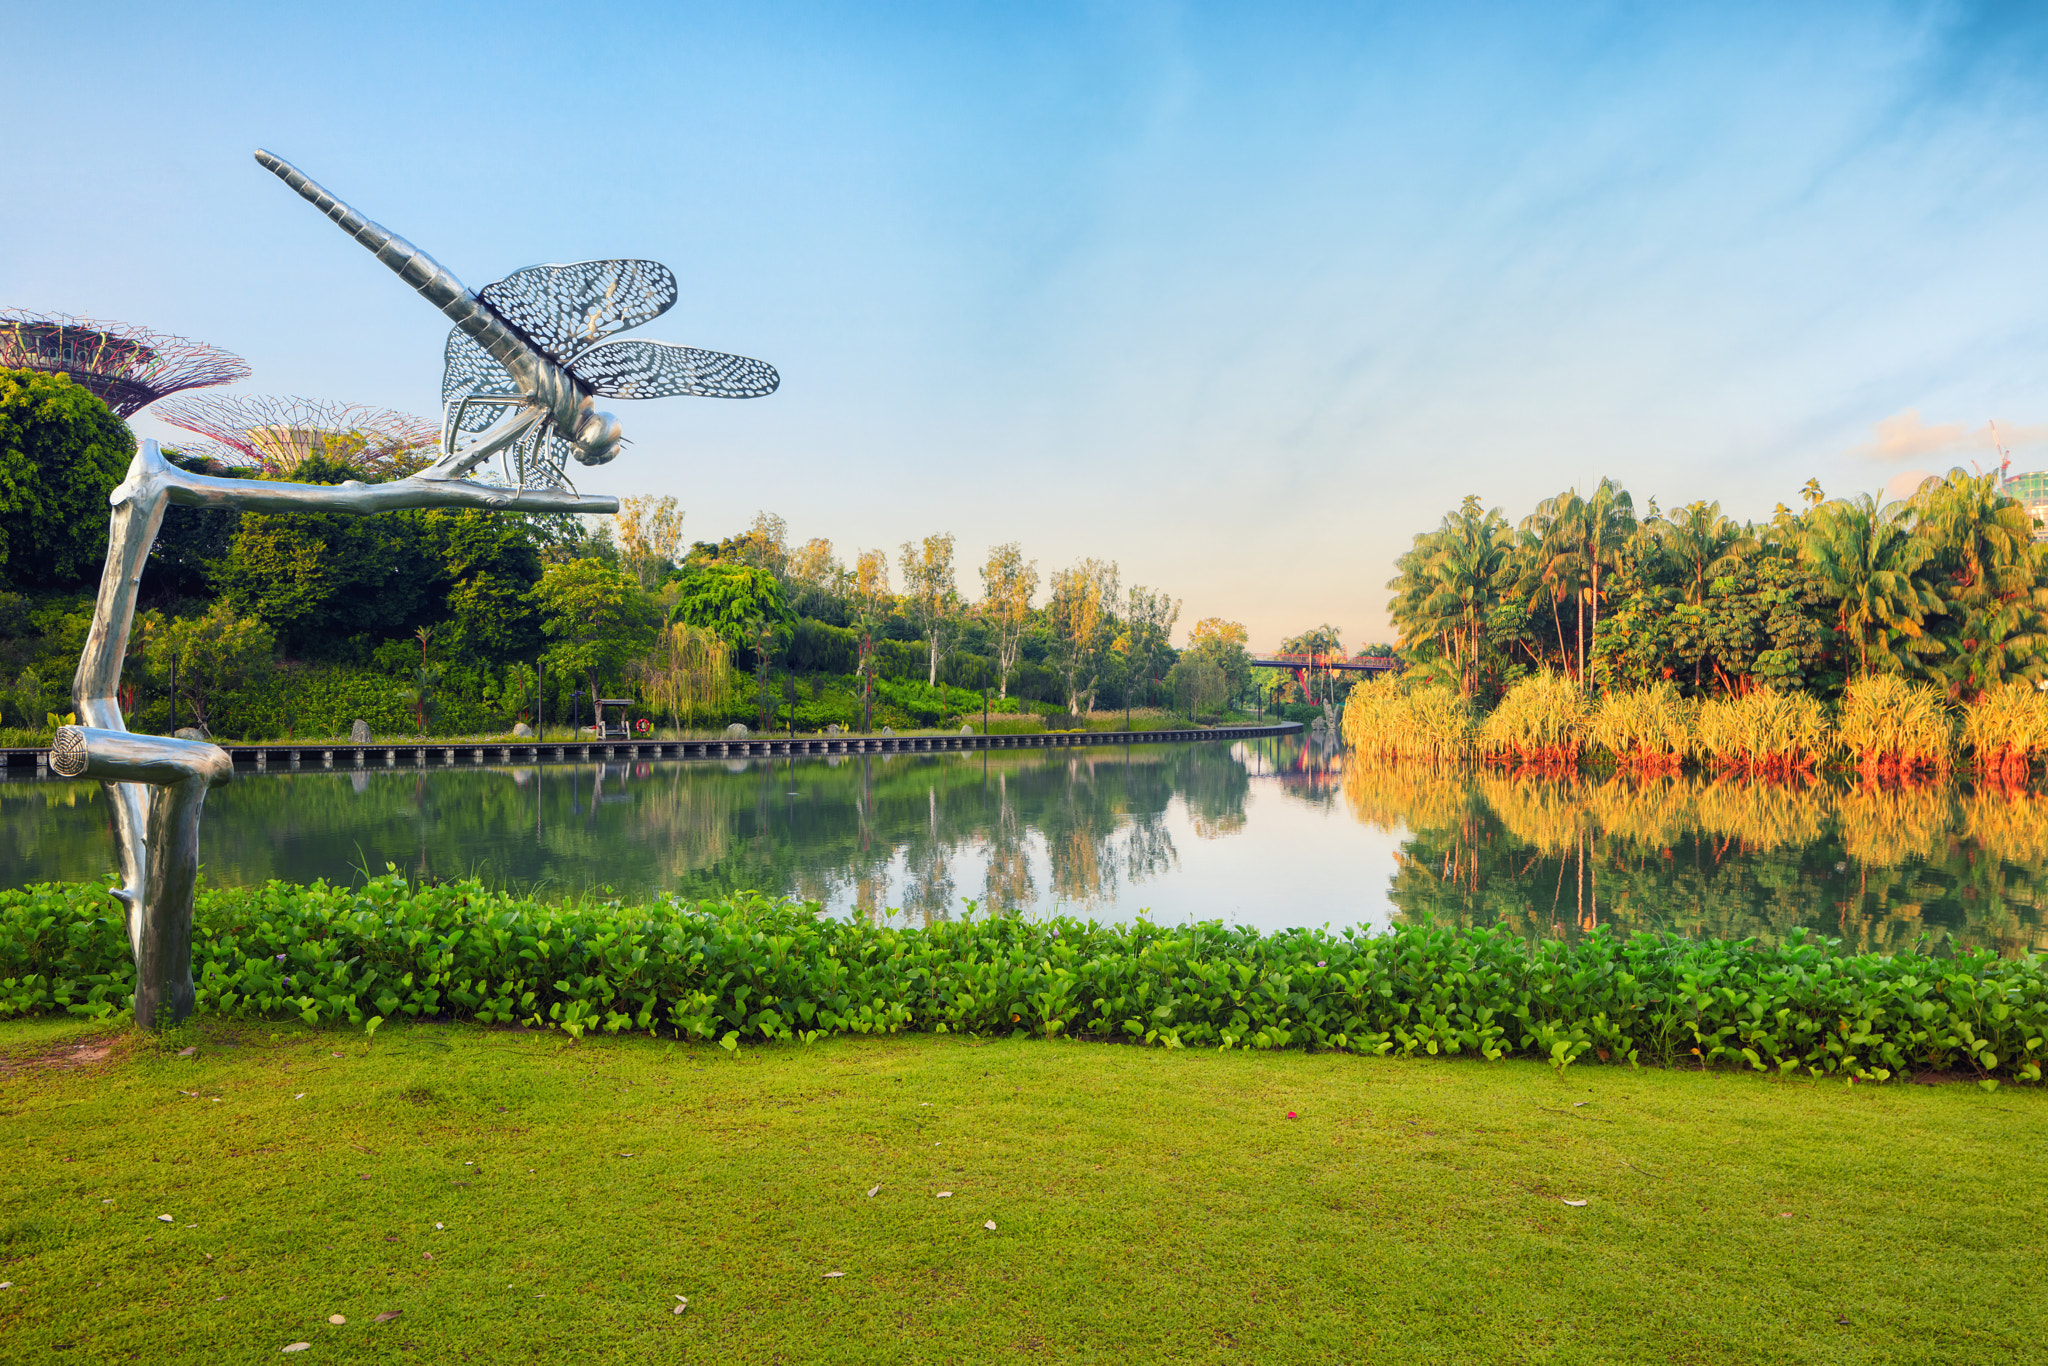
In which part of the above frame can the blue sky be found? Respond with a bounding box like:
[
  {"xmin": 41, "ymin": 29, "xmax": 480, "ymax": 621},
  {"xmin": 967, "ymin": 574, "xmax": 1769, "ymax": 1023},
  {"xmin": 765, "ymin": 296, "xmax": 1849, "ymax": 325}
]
[{"xmin": 7, "ymin": 1, "xmax": 2046, "ymax": 648}]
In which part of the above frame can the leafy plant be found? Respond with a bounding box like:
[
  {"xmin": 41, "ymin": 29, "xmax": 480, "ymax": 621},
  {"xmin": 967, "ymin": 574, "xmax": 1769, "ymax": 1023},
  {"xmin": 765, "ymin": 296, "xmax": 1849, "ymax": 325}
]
[{"xmin": 7, "ymin": 875, "xmax": 2039, "ymax": 1085}]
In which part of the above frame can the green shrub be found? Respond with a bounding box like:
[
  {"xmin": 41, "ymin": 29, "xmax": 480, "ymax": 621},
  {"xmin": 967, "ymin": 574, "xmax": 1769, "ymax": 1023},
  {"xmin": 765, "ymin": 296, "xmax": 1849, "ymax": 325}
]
[{"xmin": 4, "ymin": 876, "xmax": 2041, "ymax": 1082}]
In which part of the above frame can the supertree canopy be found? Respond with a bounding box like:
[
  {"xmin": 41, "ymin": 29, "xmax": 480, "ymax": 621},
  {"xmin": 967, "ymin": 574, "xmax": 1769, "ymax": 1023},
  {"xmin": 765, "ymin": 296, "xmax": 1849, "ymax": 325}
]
[
  {"xmin": 153, "ymin": 393, "xmax": 442, "ymax": 479},
  {"xmin": 0, "ymin": 309, "xmax": 250, "ymax": 417}
]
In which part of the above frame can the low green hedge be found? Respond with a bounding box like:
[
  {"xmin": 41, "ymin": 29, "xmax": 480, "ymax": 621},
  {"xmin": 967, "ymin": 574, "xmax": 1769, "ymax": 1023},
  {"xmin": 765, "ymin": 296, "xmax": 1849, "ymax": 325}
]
[{"xmin": 2, "ymin": 876, "xmax": 2042, "ymax": 1084}]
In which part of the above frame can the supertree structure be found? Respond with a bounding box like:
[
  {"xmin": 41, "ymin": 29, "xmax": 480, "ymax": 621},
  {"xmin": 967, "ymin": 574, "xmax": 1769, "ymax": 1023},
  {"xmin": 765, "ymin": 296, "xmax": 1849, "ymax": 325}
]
[
  {"xmin": 154, "ymin": 393, "xmax": 443, "ymax": 479},
  {"xmin": 0, "ymin": 309, "xmax": 250, "ymax": 416}
]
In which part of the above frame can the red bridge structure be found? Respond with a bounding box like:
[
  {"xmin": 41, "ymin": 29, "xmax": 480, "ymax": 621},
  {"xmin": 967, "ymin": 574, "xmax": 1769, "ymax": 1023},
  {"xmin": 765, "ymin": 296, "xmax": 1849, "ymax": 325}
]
[{"xmin": 1250, "ymin": 652, "xmax": 1399, "ymax": 710}]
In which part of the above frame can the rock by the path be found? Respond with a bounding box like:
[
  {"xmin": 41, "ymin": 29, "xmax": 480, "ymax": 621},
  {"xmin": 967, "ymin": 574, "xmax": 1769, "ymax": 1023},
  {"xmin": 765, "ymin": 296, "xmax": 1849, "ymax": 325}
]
[{"xmin": 349, "ymin": 719, "xmax": 371, "ymax": 744}]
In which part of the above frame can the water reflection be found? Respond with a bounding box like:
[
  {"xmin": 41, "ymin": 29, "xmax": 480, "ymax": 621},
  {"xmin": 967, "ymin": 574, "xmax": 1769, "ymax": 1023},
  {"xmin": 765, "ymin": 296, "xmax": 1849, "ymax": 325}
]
[
  {"xmin": 7, "ymin": 737, "xmax": 2045, "ymax": 952},
  {"xmin": 0, "ymin": 744, "xmax": 1256, "ymax": 928},
  {"xmin": 1345, "ymin": 766, "xmax": 2048, "ymax": 956}
]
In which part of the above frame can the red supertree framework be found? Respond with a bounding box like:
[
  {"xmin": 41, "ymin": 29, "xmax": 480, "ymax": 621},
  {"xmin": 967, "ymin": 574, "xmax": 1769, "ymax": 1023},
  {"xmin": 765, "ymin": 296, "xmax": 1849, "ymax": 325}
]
[
  {"xmin": 0, "ymin": 309, "xmax": 250, "ymax": 417},
  {"xmin": 153, "ymin": 393, "xmax": 442, "ymax": 480}
]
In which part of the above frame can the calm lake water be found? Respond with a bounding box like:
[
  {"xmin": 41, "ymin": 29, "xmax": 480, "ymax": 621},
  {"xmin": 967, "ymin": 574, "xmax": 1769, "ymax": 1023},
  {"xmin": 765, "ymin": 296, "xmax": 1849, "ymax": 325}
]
[{"xmin": 5, "ymin": 736, "xmax": 2047, "ymax": 953}]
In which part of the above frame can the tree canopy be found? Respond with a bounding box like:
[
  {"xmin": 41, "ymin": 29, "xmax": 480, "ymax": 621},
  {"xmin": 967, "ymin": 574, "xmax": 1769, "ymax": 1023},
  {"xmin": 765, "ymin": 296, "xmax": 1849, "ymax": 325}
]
[{"xmin": 0, "ymin": 368, "xmax": 134, "ymax": 591}]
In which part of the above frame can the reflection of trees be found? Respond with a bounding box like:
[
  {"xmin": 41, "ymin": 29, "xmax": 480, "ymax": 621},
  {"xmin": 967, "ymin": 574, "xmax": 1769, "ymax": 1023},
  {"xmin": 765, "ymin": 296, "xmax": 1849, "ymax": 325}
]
[
  {"xmin": 4, "ymin": 740, "xmax": 1254, "ymax": 923},
  {"xmin": 1347, "ymin": 765, "xmax": 2048, "ymax": 954},
  {"xmin": 982, "ymin": 770, "xmax": 1034, "ymax": 914}
]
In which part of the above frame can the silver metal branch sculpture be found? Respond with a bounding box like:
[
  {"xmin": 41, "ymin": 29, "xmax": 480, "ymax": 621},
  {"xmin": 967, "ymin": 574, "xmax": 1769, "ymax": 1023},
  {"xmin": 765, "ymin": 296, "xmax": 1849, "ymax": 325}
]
[{"xmin": 61, "ymin": 152, "xmax": 779, "ymax": 1027}]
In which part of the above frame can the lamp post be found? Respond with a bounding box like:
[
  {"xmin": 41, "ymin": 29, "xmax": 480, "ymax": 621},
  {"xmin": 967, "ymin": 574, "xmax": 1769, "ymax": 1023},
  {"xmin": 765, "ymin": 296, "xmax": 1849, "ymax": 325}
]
[
  {"xmin": 536, "ymin": 657, "xmax": 544, "ymax": 743},
  {"xmin": 571, "ymin": 689, "xmax": 583, "ymax": 743}
]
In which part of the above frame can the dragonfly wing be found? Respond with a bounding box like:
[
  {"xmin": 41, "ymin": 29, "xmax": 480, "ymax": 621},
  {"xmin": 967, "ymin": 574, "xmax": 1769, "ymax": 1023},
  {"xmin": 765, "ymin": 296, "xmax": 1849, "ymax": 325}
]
[
  {"xmin": 442, "ymin": 328, "xmax": 519, "ymax": 435},
  {"xmin": 479, "ymin": 260, "xmax": 678, "ymax": 363},
  {"xmin": 570, "ymin": 339, "xmax": 781, "ymax": 400}
]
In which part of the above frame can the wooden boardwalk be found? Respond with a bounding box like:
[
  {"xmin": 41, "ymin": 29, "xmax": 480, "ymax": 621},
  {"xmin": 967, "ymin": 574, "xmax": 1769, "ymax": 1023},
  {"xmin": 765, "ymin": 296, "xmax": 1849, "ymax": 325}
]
[{"xmin": 0, "ymin": 722, "xmax": 1302, "ymax": 779}]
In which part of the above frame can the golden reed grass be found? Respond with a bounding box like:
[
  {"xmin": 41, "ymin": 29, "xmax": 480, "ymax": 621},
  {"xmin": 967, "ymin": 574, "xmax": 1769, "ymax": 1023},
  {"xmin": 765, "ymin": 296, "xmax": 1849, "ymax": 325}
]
[
  {"xmin": 1341, "ymin": 679, "xmax": 1474, "ymax": 764},
  {"xmin": 1477, "ymin": 672, "xmax": 1587, "ymax": 769},
  {"xmin": 1836, "ymin": 674, "xmax": 1953, "ymax": 778},
  {"xmin": 1693, "ymin": 688, "xmax": 1833, "ymax": 776},
  {"xmin": 1960, "ymin": 681, "xmax": 2048, "ymax": 780},
  {"xmin": 1586, "ymin": 681, "xmax": 1695, "ymax": 773}
]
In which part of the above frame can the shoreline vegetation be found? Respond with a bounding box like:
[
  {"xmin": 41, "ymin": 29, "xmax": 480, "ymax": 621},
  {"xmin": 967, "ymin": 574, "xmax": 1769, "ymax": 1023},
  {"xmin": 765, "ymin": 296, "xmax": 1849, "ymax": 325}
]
[
  {"xmin": 1345, "ymin": 671, "xmax": 2048, "ymax": 780},
  {"xmin": 2, "ymin": 874, "xmax": 2043, "ymax": 1086}
]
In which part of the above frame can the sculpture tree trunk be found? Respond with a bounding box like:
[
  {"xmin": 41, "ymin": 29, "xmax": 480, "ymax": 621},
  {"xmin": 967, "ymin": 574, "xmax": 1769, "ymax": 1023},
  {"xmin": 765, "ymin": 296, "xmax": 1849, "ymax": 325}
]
[{"xmin": 64, "ymin": 440, "xmax": 616, "ymax": 1029}]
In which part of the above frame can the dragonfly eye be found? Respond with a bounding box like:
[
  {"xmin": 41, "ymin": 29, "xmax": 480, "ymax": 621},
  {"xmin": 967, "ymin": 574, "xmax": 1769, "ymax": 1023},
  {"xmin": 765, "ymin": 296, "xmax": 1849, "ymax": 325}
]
[{"xmin": 571, "ymin": 410, "xmax": 624, "ymax": 465}]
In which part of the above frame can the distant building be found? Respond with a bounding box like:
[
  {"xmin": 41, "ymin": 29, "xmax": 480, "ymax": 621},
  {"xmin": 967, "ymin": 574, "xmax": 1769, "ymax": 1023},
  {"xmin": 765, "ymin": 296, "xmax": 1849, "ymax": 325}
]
[{"xmin": 2006, "ymin": 471, "xmax": 2048, "ymax": 541}]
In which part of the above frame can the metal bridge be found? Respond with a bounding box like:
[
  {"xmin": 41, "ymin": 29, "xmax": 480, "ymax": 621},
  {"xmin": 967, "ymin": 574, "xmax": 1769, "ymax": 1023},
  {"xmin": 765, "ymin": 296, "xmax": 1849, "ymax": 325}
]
[{"xmin": 1249, "ymin": 653, "xmax": 1398, "ymax": 673}]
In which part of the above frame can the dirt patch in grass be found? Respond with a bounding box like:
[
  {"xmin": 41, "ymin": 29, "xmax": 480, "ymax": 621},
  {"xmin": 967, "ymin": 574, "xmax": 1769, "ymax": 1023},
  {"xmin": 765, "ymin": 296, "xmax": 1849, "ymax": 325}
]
[{"xmin": 0, "ymin": 1029, "xmax": 134, "ymax": 1078}]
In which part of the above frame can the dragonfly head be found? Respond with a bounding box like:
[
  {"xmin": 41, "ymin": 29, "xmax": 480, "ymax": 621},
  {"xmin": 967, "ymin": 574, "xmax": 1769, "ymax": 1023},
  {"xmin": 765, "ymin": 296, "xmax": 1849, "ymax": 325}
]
[{"xmin": 570, "ymin": 408, "xmax": 624, "ymax": 466}]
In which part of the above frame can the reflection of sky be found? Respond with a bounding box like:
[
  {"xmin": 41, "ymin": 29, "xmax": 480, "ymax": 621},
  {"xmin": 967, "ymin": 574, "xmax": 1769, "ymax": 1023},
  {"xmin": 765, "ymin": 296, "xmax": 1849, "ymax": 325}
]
[{"xmin": 843, "ymin": 781, "xmax": 1402, "ymax": 933}]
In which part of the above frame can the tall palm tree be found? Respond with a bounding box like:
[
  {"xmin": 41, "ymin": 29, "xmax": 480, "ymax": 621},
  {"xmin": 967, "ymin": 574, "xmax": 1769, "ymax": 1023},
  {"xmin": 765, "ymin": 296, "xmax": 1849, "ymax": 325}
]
[
  {"xmin": 1567, "ymin": 478, "xmax": 1635, "ymax": 690},
  {"xmin": 1801, "ymin": 494, "xmax": 1938, "ymax": 677},
  {"xmin": 1662, "ymin": 500, "xmax": 1752, "ymax": 606},
  {"xmin": 1412, "ymin": 497, "xmax": 1512, "ymax": 696},
  {"xmin": 1520, "ymin": 491, "xmax": 1585, "ymax": 680},
  {"xmin": 1910, "ymin": 471, "xmax": 2037, "ymax": 604}
]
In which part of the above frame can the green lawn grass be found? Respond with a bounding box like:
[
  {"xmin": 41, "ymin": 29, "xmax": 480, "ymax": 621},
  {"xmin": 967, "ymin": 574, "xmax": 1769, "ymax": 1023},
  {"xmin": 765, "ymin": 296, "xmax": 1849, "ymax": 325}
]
[{"xmin": 2, "ymin": 1017, "xmax": 2040, "ymax": 1365}]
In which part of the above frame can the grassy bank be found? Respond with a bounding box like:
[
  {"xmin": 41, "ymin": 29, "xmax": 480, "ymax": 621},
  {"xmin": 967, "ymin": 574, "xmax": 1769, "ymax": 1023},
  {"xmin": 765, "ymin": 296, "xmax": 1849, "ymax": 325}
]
[{"xmin": 2, "ymin": 1019, "xmax": 2041, "ymax": 1364}]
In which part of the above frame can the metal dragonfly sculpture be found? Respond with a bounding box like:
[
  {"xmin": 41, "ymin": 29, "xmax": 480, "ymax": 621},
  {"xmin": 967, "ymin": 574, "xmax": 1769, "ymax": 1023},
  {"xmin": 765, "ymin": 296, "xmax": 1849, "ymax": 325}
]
[
  {"xmin": 254, "ymin": 150, "xmax": 779, "ymax": 489},
  {"xmin": 55, "ymin": 153, "xmax": 780, "ymax": 1029}
]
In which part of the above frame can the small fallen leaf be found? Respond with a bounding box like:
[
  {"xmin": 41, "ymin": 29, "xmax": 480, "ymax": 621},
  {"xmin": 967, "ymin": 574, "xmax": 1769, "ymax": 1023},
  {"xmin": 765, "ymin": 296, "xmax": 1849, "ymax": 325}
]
[
  {"xmin": 823, "ymin": 1271, "xmax": 845, "ymax": 1278},
  {"xmin": 294, "ymin": 1093, "xmax": 306, "ymax": 1100},
  {"xmin": 984, "ymin": 1220, "xmax": 997, "ymax": 1231},
  {"xmin": 422, "ymin": 1252, "xmax": 433, "ymax": 1260},
  {"xmin": 384, "ymin": 1236, "xmax": 398, "ymax": 1243},
  {"xmin": 0, "ymin": 1282, "xmax": 11, "ymax": 1289},
  {"xmin": 101, "ymin": 1199, "xmax": 113, "ymax": 1204},
  {"xmin": 1780, "ymin": 1212, "xmax": 1793, "ymax": 1218},
  {"xmin": 434, "ymin": 1223, "xmax": 444, "ymax": 1230},
  {"xmin": 157, "ymin": 1214, "xmax": 174, "ymax": 1223},
  {"xmin": 1562, "ymin": 1199, "xmax": 1588, "ymax": 1207},
  {"xmin": 674, "ymin": 1294, "xmax": 688, "ymax": 1304},
  {"xmin": 281, "ymin": 1345, "xmax": 311, "ymax": 1354},
  {"xmin": 328, "ymin": 1314, "xmax": 346, "ymax": 1324},
  {"xmin": 672, "ymin": 1304, "xmax": 687, "ymax": 1315},
  {"xmin": 373, "ymin": 1310, "xmax": 403, "ymax": 1323},
  {"xmin": 1572, "ymin": 1102, "xmax": 1587, "ymax": 1108},
  {"xmin": 867, "ymin": 1184, "xmax": 881, "ymax": 1198},
  {"xmin": 935, "ymin": 1191, "xmax": 953, "ymax": 1198},
  {"xmin": 178, "ymin": 1047, "xmax": 198, "ymax": 1057}
]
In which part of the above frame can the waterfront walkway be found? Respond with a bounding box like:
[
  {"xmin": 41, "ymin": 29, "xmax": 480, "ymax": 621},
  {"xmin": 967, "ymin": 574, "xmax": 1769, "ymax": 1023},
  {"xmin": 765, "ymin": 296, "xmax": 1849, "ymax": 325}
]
[{"xmin": 0, "ymin": 721, "xmax": 1301, "ymax": 778}]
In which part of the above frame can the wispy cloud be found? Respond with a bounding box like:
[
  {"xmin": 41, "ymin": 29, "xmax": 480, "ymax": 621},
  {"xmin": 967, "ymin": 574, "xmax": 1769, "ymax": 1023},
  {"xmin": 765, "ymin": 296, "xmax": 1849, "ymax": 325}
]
[{"xmin": 1853, "ymin": 409, "xmax": 2048, "ymax": 463}]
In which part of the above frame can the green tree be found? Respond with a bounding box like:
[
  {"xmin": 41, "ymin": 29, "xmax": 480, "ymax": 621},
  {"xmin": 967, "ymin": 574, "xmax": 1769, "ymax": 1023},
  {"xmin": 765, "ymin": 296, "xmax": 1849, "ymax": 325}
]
[
  {"xmin": 1801, "ymin": 493, "xmax": 1938, "ymax": 678},
  {"xmin": 422, "ymin": 509, "xmax": 546, "ymax": 663},
  {"xmin": 900, "ymin": 532, "xmax": 959, "ymax": 686},
  {"xmin": 979, "ymin": 541, "xmax": 1038, "ymax": 700},
  {"xmin": 212, "ymin": 455, "xmax": 435, "ymax": 656},
  {"xmin": 1184, "ymin": 618, "xmax": 1252, "ymax": 709},
  {"xmin": 531, "ymin": 558, "xmax": 661, "ymax": 700},
  {"xmin": 1048, "ymin": 558, "xmax": 1120, "ymax": 714},
  {"xmin": 1907, "ymin": 471, "xmax": 2048, "ymax": 697},
  {"xmin": 668, "ymin": 561, "xmax": 794, "ymax": 656},
  {"xmin": 1167, "ymin": 655, "xmax": 1226, "ymax": 721},
  {"xmin": 136, "ymin": 601, "xmax": 278, "ymax": 736},
  {"xmin": 0, "ymin": 369, "xmax": 135, "ymax": 591}
]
